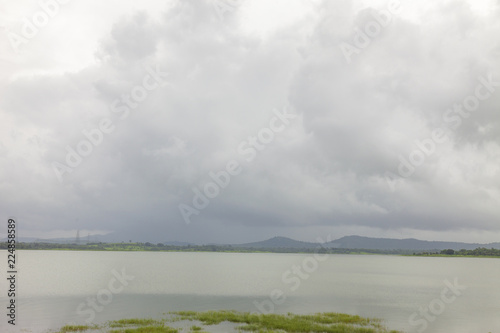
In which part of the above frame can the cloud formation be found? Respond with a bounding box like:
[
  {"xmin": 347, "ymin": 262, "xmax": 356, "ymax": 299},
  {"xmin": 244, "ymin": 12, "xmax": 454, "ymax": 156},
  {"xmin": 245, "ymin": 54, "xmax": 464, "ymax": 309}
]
[{"xmin": 1, "ymin": 0, "xmax": 499, "ymax": 244}]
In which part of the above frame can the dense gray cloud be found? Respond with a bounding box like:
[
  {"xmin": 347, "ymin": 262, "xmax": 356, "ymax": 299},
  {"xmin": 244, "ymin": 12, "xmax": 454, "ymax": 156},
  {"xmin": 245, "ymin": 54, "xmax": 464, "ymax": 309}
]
[{"xmin": 0, "ymin": 0, "xmax": 499, "ymax": 244}]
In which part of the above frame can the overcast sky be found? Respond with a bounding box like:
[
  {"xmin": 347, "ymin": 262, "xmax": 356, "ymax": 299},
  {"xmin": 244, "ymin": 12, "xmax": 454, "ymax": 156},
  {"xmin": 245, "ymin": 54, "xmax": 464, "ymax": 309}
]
[{"xmin": 1, "ymin": 0, "xmax": 499, "ymax": 244}]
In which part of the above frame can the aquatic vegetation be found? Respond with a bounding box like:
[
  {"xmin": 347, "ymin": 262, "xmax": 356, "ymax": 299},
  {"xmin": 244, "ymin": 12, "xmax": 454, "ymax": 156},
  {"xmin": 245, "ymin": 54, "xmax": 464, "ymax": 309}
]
[
  {"xmin": 57, "ymin": 325, "xmax": 96, "ymax": 332},
  {"xmin": 106, "ymin": 318, "xmax": 177, "ymax": 332},
  {"xmin": 109, "ymin": 326, "xmax": 178, "ymax": 333},
  {"xmin": 108, "ymin": 318, "xmax": 163, "ymax": 328},
  {"xmin": 55, "ymin": 311, "xmax": 402, "ymax": 333},
  {"xmin": 170, "ymin": 310, "xmax": 402, "ymax": 333}
]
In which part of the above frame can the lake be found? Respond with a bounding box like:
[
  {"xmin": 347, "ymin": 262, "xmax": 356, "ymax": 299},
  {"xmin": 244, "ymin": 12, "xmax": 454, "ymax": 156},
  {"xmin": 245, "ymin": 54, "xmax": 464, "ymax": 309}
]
[{"xmin": 1, "ymin": 250, "xmax": 499, "ymax": 332}]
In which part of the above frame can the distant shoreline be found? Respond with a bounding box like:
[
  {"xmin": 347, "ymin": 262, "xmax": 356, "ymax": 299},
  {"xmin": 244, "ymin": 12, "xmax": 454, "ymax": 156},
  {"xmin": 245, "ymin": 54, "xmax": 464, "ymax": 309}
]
[{"xmin": 1, "ymin": 242, "xmax": 499, "ymax": 258}]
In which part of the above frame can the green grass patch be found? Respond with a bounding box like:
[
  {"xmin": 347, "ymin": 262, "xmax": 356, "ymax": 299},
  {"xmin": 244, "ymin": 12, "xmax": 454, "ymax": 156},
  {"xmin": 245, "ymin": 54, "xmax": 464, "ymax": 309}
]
[
  {"xmin": 108, "ymin": 318, "xmax": 163, "ymax": 327},
  {"xmin": 109, "ymin": 326, "xmax": 178, "ymax": 333},
  {"xmin": 170, "ymin": 310, "xmax": 401, "ymax": 332},
  {"xmin": 57, "ymin": 325, "xmax": 97, "ymax": 332},
  {"xmin": 54, "ymin": 311, "xmax": 401, "ymax": 333}
]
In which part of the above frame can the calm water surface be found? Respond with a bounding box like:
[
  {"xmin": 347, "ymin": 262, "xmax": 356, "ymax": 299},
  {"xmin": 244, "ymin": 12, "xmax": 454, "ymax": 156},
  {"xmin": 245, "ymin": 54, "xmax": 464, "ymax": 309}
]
[{"xmin": 1, "ymin": 250, "xmax": 499, "ymax": 332}]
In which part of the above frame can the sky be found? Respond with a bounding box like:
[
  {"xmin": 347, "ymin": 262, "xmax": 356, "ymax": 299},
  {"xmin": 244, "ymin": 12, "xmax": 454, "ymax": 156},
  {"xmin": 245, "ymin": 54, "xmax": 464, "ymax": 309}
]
[{"xmin": 0, "ymin": 0, "xmax": 499, "ymax": 244}]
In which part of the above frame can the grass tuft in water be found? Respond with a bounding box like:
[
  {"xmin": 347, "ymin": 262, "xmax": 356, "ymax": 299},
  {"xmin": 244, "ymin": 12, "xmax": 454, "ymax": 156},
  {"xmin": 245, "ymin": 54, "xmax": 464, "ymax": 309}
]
[
  {"xmin": 108, "ymin": 318, "xmax": 163, "ymax": 327},
  {"xmin": 54, "ymin": 310, "xmax": 402, "ymax": 332},
  {"xmin": 170, "ymin": 310, "xmax": 402, "ymax": 333},
  {"xmin": 109, "ymin": 326, "xmax": 178, "ymax": 333},
  {"xmin": 57, "ymin": 325, "xmax": 98, "ymax": 332}
]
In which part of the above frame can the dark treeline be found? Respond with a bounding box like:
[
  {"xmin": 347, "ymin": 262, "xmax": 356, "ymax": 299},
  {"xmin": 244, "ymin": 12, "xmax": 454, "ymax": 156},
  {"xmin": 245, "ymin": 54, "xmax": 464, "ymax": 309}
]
[{"xmin": 416, "ymin": 247, "xmax": 500, "ymax": 257}]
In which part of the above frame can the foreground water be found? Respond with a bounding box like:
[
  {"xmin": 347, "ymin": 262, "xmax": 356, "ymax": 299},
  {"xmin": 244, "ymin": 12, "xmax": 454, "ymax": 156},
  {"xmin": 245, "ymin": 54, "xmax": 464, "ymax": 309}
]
[{"xmin": 0, "ymin": 250, "xmax": 499, "ymax": 332}]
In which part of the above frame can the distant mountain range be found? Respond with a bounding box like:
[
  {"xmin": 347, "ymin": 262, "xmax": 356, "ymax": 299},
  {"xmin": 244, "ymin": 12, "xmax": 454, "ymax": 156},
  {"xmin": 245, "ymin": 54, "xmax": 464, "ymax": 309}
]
[
  {"xmin": 3, "ymin": 235, "xmax": 499, "ymax": 251},
  {"xmin": 231, "ymin": 235, "xmax": 500, "ymax": 251},
  {"xmin": 326, "ymin": 235, "xmax": 500, "ymax": 251},
  {"xmin": 232, "ymin": 236, "xmax": 318, "ymax": 249}
]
